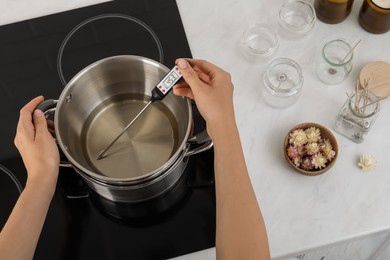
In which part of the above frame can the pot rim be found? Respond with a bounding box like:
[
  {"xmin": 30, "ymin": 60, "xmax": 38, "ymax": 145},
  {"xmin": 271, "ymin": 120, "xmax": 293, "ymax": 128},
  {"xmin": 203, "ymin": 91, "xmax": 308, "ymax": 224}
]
[{"xmin": 54, "ymin": 55, "xmax": 192, "ymax": 183}]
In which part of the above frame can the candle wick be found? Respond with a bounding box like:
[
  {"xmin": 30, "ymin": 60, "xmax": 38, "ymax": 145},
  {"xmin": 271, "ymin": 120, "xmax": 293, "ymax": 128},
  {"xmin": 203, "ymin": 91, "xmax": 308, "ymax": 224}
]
[{"xmin": 338, "ymin": 39, "xmax": 361, "ymax": 64}]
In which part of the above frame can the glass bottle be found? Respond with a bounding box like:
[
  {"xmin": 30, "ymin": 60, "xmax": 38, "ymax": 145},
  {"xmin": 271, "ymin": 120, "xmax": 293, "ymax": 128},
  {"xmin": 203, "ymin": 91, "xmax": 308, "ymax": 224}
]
[
  {"xmin": 359, "ymin": 0, "xmax": 390, "ymax": 34},
  {"xmin": 314, "ymin": 0, "xmax": 355, "ymax": 24},
  {"xmin": 334, "ymin": 90, "xmax": 381, "ymax": 143}
]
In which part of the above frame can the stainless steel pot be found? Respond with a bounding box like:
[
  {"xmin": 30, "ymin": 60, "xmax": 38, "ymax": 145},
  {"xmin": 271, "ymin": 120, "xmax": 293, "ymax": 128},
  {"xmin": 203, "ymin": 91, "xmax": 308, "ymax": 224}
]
[{"xmin": 40, "ymin": 55, "xmax": 212, "ymax": 202}]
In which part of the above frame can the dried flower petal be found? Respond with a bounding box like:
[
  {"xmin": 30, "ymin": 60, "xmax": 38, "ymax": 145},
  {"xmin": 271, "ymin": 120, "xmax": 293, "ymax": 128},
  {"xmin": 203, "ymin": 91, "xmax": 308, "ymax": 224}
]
[
  {"xmin": 358, "ymin": 155, "xmax": 376, "ymax": 172},
  {"xmin": 305, "ymin": 142, "xmax": 320, "ymax": 155},
  {"xmin": 289, "ymin": 129, "xmax": 307, "ymax": 146},
  {"xmin": 312, "ymin": 154, "xmax": 327, "ymax": 169},
  {"xmin": 305, "ymin": 127, "xmax": 321, "ymax": 143}
]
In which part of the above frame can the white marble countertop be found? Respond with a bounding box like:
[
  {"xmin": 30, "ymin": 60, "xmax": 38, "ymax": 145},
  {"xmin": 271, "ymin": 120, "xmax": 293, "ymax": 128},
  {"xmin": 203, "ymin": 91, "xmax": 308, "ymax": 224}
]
[{"xmin": 1, "ymin": 0, "xmax": 390, "ymax": 259}]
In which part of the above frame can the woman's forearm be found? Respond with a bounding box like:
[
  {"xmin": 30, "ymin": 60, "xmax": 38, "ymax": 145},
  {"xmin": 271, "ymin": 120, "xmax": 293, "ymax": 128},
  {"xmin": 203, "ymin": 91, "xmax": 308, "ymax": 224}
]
[
  {"xmin": 173, "ymin": 58, "xmax": 269, "ymax": 259},
  {"xmin": 211, "ymin": 119, "xmax": 270, "ymax": 260},
  {"xmin": 0, "ymin": 179, "xmax": 56, "ymax": 260}
]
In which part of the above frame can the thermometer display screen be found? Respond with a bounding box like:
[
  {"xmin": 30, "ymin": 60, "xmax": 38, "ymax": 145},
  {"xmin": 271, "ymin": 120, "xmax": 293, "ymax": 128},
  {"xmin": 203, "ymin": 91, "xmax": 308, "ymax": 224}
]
[
  {"xmin": 164, "ymin": 72, "xmax": 180, "ymax": 86},
  {"xmin": 157, "ymin": 66, "xmax": 182, "ymax": 94}
]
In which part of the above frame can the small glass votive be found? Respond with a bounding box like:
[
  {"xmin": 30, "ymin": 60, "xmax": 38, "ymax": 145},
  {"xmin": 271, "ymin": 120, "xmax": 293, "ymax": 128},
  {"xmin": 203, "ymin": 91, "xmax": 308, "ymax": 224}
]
[
  {"xmin": 315, "ymin": 38, "xmax": 353, "ymax": 85},
  {"xmin": 278, "ymin": 0, "xmax": 317, "ymax": 37},
  {"xmin": 334, "ymin": 90, "xmax": 381, "ymax": 143},
  {"xmin": 263, "ymin": 58, "xmax": 304, "ymax": 108},
  {"xmin": 242, "ymin": 24, "xmax": 280, "ymax": 58}
]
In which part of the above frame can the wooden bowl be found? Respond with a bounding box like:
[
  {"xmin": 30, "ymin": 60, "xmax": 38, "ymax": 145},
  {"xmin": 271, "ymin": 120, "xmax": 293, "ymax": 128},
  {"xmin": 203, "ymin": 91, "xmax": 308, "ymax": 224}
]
[{"xmin": 283, "ymin": 122, "xmax": 338, "ymax": 176}]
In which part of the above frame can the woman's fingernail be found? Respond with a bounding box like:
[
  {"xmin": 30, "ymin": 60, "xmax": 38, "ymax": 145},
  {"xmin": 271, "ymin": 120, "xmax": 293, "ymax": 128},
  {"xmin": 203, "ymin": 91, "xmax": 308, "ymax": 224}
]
[
  {"xmin": 34, "ymin": 109, "xmax": 43, "ymax": 118},
  {"xmin": 177, "ymin": 59, "xmax": 187, "ymax": 69}
]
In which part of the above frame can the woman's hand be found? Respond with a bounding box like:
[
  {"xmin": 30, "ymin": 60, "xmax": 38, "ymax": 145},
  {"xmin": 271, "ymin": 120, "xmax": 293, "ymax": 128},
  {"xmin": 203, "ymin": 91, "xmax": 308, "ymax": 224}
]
[
  {"xmin": 14, "ymin": 96, "xmax": 60, "ymax": 187},
  {"xmin": 173, "ymin": 59, "xmax": 235, "ymax": 138}
]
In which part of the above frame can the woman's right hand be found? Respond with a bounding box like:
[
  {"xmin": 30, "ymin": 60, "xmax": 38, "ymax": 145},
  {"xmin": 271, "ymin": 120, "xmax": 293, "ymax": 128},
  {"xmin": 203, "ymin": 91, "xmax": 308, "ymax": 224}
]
[{"xmin": 173, "ymin": 59, "xmax": 236, "ymax": 138}]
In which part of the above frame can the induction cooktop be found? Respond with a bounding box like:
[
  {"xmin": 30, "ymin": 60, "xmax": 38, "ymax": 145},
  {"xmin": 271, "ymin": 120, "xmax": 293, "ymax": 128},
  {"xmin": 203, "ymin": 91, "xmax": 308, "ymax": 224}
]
[{"xmin": 0, "ymin": 1, "xmax": 216, "ymax": 259}]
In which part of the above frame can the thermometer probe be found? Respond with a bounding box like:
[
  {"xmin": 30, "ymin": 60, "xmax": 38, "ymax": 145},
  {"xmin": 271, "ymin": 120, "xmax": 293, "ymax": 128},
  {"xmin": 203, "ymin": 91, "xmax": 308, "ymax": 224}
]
[{"xmin": 97, "ymin": 65, "xmax": 183, "ymax": 160}]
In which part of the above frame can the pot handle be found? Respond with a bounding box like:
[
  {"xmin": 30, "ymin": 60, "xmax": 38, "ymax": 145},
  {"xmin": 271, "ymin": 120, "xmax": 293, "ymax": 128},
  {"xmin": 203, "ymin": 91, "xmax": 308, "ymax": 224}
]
[
  {"xmin": 36, "ymin": 99, "xmax": 57, "ymax": 113},
  {"xmin": 185, "ymin": 132, "xmax": 213, "ymax": 157},
  {"xmin": 185, "ymin": 103, "xmax": 214, "ymax": 157},
  {"xmin": 36, "ymin": 99, "xmax": 73, "ymax": 168}
]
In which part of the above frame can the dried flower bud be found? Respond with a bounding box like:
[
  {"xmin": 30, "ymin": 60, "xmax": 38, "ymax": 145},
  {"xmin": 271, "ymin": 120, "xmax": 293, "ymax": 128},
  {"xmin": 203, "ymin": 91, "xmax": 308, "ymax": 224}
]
[
  {"xmin": 288, "ymin": 145, "xmax": 304, "ymax": 158},
  {"xmin": 301, "ymin": 158, "xmax": 313, "ymax": 170},
  {"xmin": 358, "ymin": 155, "xmax": 376, "ymax": 172},
  {"xmin": 321, "ymin": 139, "xmax": 335, "ymax": 160},
  {"xmin": 321, "ymin": 139, "xmax": 333, "ymax": 152},
  {"xmin": 289, "ymin": 129, "xmax": 307, "ymax": 146},
  {"xmin": 305, "ymin": 142, "xmax": 320, "ymax": 155},
  {"xmin": 312, "ymin": 154, "xmax": 327, "ymax": 169},
  {"xmin": 305, "ymin": 127, "xmax": 321, "ymax": 143},
  {"xmin": 293, "ymin": 156, "xmax": 303, "ymax": 167}
]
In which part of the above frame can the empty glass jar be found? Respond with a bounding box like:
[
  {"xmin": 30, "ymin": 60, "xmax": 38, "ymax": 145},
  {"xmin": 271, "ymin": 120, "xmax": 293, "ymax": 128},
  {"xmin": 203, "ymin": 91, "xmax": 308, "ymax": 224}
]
[
  {"xmin": 278, "ymin": 0, "xmax": 317, "ymax": 37},
  {"xmin": 334, "ymin": 90, "xmax": 381, "ymax": 143},
  {"xmin": 263, "ymin": 58, "xmax": 304, "ymax": 108},
  {"xmin": 242, "ymin": 24, "xmax": 280, "ymax": 58},
  {"xmin": 315, "ymin": 38, "xmax": 353, "ymax": 85}
]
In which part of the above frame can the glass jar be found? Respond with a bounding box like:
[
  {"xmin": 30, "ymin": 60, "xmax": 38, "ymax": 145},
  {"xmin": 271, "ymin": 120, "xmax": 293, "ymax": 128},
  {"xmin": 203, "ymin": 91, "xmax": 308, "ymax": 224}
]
[
  {"xmin": 334, "ymin": 90, "xmax": 381, "ymax": 143},
  {"xmin": 359, "ymin": 0, "xmax": 390, "ymax": 34},
  {"xmin": 278, "ymin": 0, "xmax": 317, "ymax": 37},
  {"xmin": 315, "ymin": 38, "xmax": 353, "ymax": 85},
  {"xmin": 315, "ymin": 0, "xmax": 354, "ymax": 24},
  {"xmin": 241, "ymin": 24, "xmax": 280, "ymax": 58},
  {"xmin": 263, "ymin": 58, "xmax": 304, "ymax": 108}
]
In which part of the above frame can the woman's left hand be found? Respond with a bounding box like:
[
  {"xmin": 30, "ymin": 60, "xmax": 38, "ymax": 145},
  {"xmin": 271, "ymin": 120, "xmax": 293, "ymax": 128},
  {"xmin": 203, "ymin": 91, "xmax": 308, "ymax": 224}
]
[{"xmin": 14, "ymin": 96, "xmax": 60, "ymax": 187}]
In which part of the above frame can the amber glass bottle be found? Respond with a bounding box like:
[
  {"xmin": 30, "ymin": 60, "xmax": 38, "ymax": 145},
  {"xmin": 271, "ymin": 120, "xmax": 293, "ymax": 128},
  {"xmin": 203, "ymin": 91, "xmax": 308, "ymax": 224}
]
[
  {"xmin": 315, "ymin": 0, "xmax": 355, "ymax": 24},
  {"xmin": 359, "ymin": 0, "xmax": 390, "ymax": 34}
]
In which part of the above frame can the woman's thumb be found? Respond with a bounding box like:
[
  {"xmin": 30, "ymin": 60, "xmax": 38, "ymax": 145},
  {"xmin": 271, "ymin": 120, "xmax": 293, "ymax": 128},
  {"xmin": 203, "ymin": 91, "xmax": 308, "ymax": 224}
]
[
  {"xmin": 176, "ymin": 59, "xmax": 202, "ymax": 89},
  {"xmin": 33, "ymin": 109, "xmax": 48, "ymax": 137}
]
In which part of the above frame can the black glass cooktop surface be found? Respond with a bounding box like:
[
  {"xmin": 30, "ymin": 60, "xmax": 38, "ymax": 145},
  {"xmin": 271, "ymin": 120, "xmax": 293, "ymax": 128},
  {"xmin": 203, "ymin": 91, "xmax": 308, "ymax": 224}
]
[{"xmin": 0, "ymin": 1, "xmax": 216, "ymax": 259}]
